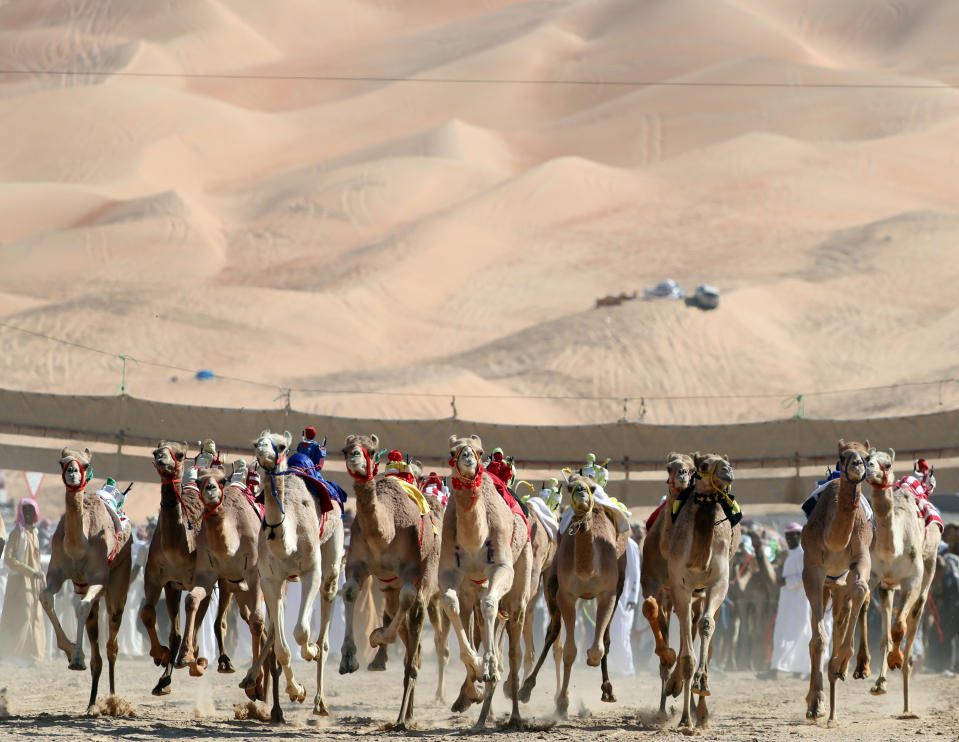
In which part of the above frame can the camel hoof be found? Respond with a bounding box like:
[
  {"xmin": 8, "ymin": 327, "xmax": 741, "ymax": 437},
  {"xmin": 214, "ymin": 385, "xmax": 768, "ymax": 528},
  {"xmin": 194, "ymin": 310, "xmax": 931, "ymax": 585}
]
[
  {"xmin": 217, "ymin": 655, "xmax": 235, "ymax": 673},
  {"xmin": 152, "ymin": 646, "xmax": 172, "ymax": 666},
  {"xmin": 301, "ymin": 642, "xmax": 319, "ymax": 662},
  {"xmin": 586, "ymin": 648, "xmax": 603, "ymax": 667},
  {"xmin": 239, "ymin": 672, "xmax": 257, "ymax": 690},
  {"xmin": 271, "ymin": 707, "xmax": 285, "ymax": 724},
  {"xmin": 340, "ymin": 652, "xmax": 358, "ymax": 674},
  {"xmin": 661, "ymin": 648, "xmax": 676, "ymax": 666},
  {"xmin": 189, "ymin": 657, "xmax": 208, "ymax": 677},
  {"xmin": 289, "ymin": 683, "xmax": 306, "ymax": 703},
  {"xmin": 369, "ymin": 628, "xmax": 387, "ymax": 648},
  {"xmin": 85, "ymin": 704, "xmax": 100, "ymax": 718},
  {"xmin": 601, "ymin": 681, "xmax": 616, "ymax": 703},
  {"xmin": 870, "ymin": 678, "xmax": 887, "ymax": 696},
  {"xmin": 518, "ymin": 678, "xmax": 535, "ymax": 704},
  {"xmin": 152, "ymin": 676, "xmax": 172, "ymax": 696},
  {"xmin": 68, "ymin": 658, "xmax": 86, "ymax": 672},
  {"xmin": 367, "ymin": 651, "xmax": 388, "ymax": 672},
  {"xmin": 888, "ymin": 651, "xmax": 904, "ymax": 670},
  {"xmin": 313, "ymin": 699, "xmax": 329, "ymax": 716},
  {"xmin": 504, "ymin": 714, "xmax": 524, "ymax": 730}
]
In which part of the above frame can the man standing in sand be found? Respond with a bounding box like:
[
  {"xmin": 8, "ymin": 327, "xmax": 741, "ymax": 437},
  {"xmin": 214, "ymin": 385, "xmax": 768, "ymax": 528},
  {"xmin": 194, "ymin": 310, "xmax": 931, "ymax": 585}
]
[
  {"xmin": 0, "ymin": 499, "xmax": 47, "ymax": 665},
  {"xmin": 763, "ymin": 522, "xmax": 810, "ymax": 679}
]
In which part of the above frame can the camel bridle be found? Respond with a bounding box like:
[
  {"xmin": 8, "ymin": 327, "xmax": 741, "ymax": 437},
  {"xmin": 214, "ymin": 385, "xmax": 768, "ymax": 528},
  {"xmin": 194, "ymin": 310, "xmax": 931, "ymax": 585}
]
[{"xmin": 61, "ymin": 458, "xmax": 90, "ymax": 492}]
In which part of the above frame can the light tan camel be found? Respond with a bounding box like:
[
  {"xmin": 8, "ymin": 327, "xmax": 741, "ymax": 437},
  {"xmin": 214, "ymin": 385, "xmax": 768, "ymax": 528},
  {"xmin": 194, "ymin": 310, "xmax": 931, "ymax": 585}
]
[
  {"xmin": 239, "ymin": 430, "xmax": 344, "ymax": 717},
  {"xmin": 141, "ymin": 441, "xmax": 222, "ymax": 697},
  {"xmin": 668, "ymin": 452, "xmax": 741, "ymax": 729},
  {"xmin": 801, "ymin": 439, "xmax": 873, "ymax": 724},
  {"xmin": 519, "ymin": 473, "xmax": 627, "ymax": 716},
  {"xmin": 860, "ymin": 448, "xmax": 941, "ymax": 714},
  {"xmin": 176, "ymin": 464, "xmax": 266, "ymax": 700},
  {"xmin": 640, "ymin": 452, "xmax": 694, "ymax": 715},
  {"xmin": 338, "ymin": 434, "xmax": 449, "ymax": 728},
  {"xmin": 439, "ymin": 434, "xmax": 532, "ymax": 729},
  {"xmin": 39, "ymin": 447, "xmax": 133, "ymax": 715}
]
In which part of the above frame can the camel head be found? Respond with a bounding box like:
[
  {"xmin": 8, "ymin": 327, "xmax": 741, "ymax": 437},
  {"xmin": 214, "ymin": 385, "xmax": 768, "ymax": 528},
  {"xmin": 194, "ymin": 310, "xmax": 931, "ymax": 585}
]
[
  {"xmin": 59, "ymin": 446, "xmax": 93, "ymax": 490},
  {"xmin": 254, "ymin": 429, "xmax": 293, "ymax": 470},
  {"xmin": 865, "ymin": 447, "xmax": 896, "ymax": 489},
  {"xmin": 448, "ymin": 434, "xmax": 483, "ymax": 481},
  {"xmin": 343, "ymin": 434, "xmax": 379, "ymax": 479},
  {"xmin": 198, "ymin": 467, "xmax": 227, "ymax": 511},
  {"xmin": 152, "ymin": 440, "xmax": 187, "ymax": 479},
  {"xmin": 692, "ymin": 452, "xmax": 734, "ymax": 491},
  {"xmin": 566, "ymin": 473, "xmax": 596, "ymax": 517},
  {"xmin": 837, "ymin": 438, "xmax": 869, "ymax": 485},
  {"xmin": 666, "ymin": 452, "xmax": 694, "ymax": 494}
]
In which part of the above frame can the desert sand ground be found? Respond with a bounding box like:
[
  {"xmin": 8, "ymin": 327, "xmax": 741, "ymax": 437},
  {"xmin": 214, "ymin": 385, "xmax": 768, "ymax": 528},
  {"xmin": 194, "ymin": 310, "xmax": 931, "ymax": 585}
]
[{"xmin": 0, "ymin": 651, "xmax": 956, "ymax": 741}]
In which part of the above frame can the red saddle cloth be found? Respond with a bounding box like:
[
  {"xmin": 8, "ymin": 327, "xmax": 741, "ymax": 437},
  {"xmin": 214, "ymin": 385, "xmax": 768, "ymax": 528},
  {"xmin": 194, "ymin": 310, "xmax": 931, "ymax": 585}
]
[
  {"xmin": 486, "ymin": 471, "xmax": 529, "ymax": 541},
  {"xmin": 646, "ymin": 501, "xmax": 666, "ymax": 532}
]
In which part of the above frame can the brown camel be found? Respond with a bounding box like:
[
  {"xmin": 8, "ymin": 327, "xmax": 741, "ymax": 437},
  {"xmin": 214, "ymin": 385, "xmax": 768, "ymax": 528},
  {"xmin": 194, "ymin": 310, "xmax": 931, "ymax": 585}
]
[
  {"xmin": 339, "ymin": 434, "xmax": 450, "ymax": 729},
  {"xmin": 239, "ymin": 430, "xmax": 344, "ymax": 718},
  {"xmin": 176, "ymin": 464, "xmax": 266, "ymax": 700},
  {"xmin": 801, "ymin": 439, "xmax": 873, "ymax": 724},
  {"xmin": 39, "ymin": 447, "xmax": 133, "ymax": 715},
  {"xmin": 640, "ymin": 452, "xmax": 694, "ymax": 714},
  {"xmin": 519, "ymin": 473, "xmax": 628, "ymax": 716},
  {"xmin": 668, "ymin": 452, "xmax": 741, "ymax": 729},
  {"xmin": 439, "ymin": 434, "xmax": 532, "ymax": 729},
  {"xmin": 141, "ymin": 441, "xmax": 222, "ymax": 697},
  {"xmin": 721, "ymin": 527, "xmax": 779, "ymax": 671},
  {"xmin": 859, "ymin": 448, "xmax": 940, "ymax": 714}
]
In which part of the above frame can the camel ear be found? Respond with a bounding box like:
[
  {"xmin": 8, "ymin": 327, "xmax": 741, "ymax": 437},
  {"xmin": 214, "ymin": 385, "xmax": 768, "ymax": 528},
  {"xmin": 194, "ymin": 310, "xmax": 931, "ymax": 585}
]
[
  {"xmin": 837, "ymin": 439, "xmax": 846, "ymax": 456},
  {"xmin": 470, "ymin": 434, "xmax": 483, "ymax": 456},
  {"xmin": 83, "ymin": 447, "xmax": 92, "ymax": 460},
  {"xmin": 370, "ymin": 434, "xmax": 378, "ymax": 448},
  {"xmin": 258, "ymin": 429, "xmax": 271, "ymax": 440},
  {"xmin": 60, "ymin": 447, "xmax": 70, "ymax": 459},
  {"xmin": 722, "ymin": 454, "xmax": 729, "ymax": 462},
  {"xmin": 887, "ymin": 448, "xmax": 895, "ymax": 464},
  {"xmin": 692, "ymin": 451, "xmax": 707, "ymax": 469},
  {"xmin": 414, "ymin": 460, "xmax": 423, "ymax": 469},
  {"xmin": 863, "ymin": 439, "xmax": 870, "ymax": 451},
  {"xmin": 282, "ymin": 431, "xmax": 293, "ymax": 449},
  {"xmin": 448, "ymin": 435, "xmax": 459, "ymax": 449}
]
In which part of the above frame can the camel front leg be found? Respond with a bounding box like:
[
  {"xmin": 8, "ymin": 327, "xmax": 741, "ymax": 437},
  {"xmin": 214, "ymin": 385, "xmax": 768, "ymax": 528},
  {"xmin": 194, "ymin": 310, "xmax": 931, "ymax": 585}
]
[
  {"xmin": 803, "ymin": 568, "xmax": 828, "ymax": 719},
  {"xmin": 673, "ymin": 590, "xmax": 696, "ymax": 729},
  {"xmin": 428, "ymin": 595, "xmax": 451, "ymax": 703},
  {"xmin": 40, "ymin": 569, "xmax": 75, "ymax": 660},
  {"xmin": 690, "ymin": 595, "xmax": 725, "ymax": 729},
  {"xmin": 339, "ymin": 563, "xmax": 369, "ymax": 674},
  {"xmin": 139, "ymin": 574, "xmax": 169, "ymax": 666},
  {"xmin": 588, "ymin": 592, "xmax": 617, "ymax": 667},
  {"xmin": 179, "ymin": 579, "xmax": 212, "ymax": 673},
  {"xmin": 519, "ymin": 575, "xmax": 561, "ymax": 703},
  {"xmin": 394, "ymin": 595, "xmax": 427, "ymax": 729},
  {"xmin": 900, "ymin": 592, "xmax": 927, "ymax": 717},
  {"xmin": 888, "ymin": 577, "xmax": 921, "ymax": 671},
  {"xmin": 828, "ymin": 569, "xmax": 869, "ymax": 726},
  {"xmin": 371, "ymin": 581, "xmax": 416, "ymax": 649},
  {"xmin": 854, "ymin": 593, "xmax": 871, "ymax": 679},
  {"xmin": 440, "ymin": 587, "xmax": 481, "ymax": 680},
  {"xmin": 871, "ymin": 585, "xmax": 895, "ymax": 695},
  {"xmin": 554, "ymin": 590, "xmax": 578, "ymax": 717},
  {"xmin": 478, "ymin": 563, "xmax": 514, "ymax": 683},
  {"xmin": 312, "ymin": 559, "xmax": 341, "ymax": 716},
  {"xmin": 84, "ymin": 607, "xmax": 103, "ymax": 715},
  {"xmin": 69, "ymin": 583, "xmax": 106, "ymax": 671},
  {"xmin": 212, "ymin": 587, "xmax": 232, "ymax": 672},
  {"xmin": 263, "ymin": 577, "xmax": 307, "ymax": 703}
]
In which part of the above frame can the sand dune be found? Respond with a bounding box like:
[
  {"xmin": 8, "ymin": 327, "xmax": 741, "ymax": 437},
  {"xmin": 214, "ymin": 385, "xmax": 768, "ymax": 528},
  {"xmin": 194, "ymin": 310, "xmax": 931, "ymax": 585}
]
[{"xmin": 0, "ymin": 0, "xmax": 958, "ymax": 425}]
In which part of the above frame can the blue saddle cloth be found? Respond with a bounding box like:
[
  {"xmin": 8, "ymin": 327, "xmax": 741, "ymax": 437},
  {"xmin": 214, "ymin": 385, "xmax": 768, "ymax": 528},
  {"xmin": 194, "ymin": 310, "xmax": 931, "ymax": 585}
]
[
  {"xmin": 801, "ymin": 467, "xmax": 841, "ymax": 518},
  {"xmin": 287, "ymin": 452, "xmax": 346, "ymax": 514}
]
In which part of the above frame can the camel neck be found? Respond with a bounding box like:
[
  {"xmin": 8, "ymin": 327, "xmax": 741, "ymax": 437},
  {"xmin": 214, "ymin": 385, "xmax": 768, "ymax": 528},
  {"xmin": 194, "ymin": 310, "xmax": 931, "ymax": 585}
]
[
  {"xmin": 262, "ymin": 462, "xmax": 289, "ymax": 544},
  {"xmin": 825, "ymin": 477, "xmax": 860, "ymax": 552},
  {"xmin": 453, "ymin": 489, "xmax": 488, "ymax": 551},
  {"xmin": 353, "ymin": 478, "xmax": 394, "ymax": 549},
  {"xmin": 869, "ymin": 485, "xmax": 902, "ymax": 558},
  {"xmin": 203, "ymin": 500, "xmax": 239, "ymax": 556},
  {"xmin": 63, "ymin": 486, "xmax": 87, "ymax": 557},
  {"xmin": 686, "ymin": 497, "xmax": 716, "ymax": 572},
  {"xmin": 159, "ymin": 475, "xmax": 195, "ymax": 542},
  {"xmin": 572, "ymin": 510, "xmax": 599, "ymax": 580}
]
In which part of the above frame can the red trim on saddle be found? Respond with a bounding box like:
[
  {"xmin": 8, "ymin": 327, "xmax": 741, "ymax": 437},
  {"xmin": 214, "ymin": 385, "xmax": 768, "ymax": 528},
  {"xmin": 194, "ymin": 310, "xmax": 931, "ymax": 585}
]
[
  {"xmin": 646, "ymin": 501, "xmax": 666, "ymax": 532},
  {"xmin": 377, "ymin": 576, "xmax": 399, "ymax": 583},
  {"xmin": 107, "ymin": 535, "xmax": 121, "ymax": 565},
  {"xmin": 385, "ymin": 471, "xmax": 417, "ymax": 485}
]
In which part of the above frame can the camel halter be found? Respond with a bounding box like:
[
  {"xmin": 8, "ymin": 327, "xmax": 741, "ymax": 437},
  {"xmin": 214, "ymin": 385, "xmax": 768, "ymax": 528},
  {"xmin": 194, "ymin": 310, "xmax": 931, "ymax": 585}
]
[
  {"xmin": 346, "ymin": 445, "xmax": 379, "ymax": 483},
  {"xmin": 259, "ymin": 439, "xmax": 287, "ymax": 539},
  {"xmin": 667, "ymin": 465, "xmax": 690, "ymax": 495},
  {"xmin": 61, "ymin": 458, "xmax": 90, "ymax": 493},
  {"xmin": 567, "ymin": 482, "xmax": 594, "ymax": 535},
  {"xmin": 840, "ymin": 451, "xmax": 866, "ymax": 508},
  {"xmin": 449, "ymin": 447, "xmax": 483, "ymax": 510},
  {"xmin": 868, "ymin": 458, "xmax": 894, "ymax": 491},
  {"xmin": 694, "ymin": 460, "xmax": 731, "ymax": 500},
  {"xmin": 154, "ymin": 447, "xmax": 192, "ymax": 529},
  {"xmin": 200, "ymin": 476, "xmax": 225, "ymax": 520}
]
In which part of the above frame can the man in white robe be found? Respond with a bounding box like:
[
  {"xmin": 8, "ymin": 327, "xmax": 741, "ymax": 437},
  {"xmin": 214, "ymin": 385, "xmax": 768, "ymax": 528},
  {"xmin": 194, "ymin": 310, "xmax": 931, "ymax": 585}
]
[
  {"xmin": 768, "ymin": 522, "xmax": 810, "ymax": 677},
  {"xmin": 608, "ymin": 531, "xmax": 640, "ymax": 675}
]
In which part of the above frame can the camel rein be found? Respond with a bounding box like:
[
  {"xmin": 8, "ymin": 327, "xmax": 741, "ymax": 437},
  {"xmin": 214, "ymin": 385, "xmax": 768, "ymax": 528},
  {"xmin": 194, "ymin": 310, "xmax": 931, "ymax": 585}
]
[
  {"xmin": 567, "ymin": 483, "xmax": 594, "ymax": 535},
  {"xmin": 154, "ymin": 447, "xmax": 195, "ymax": 529},
  {"xmin": 260, "ymin": 441, "xmax": 287, "ymax": 539}
]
